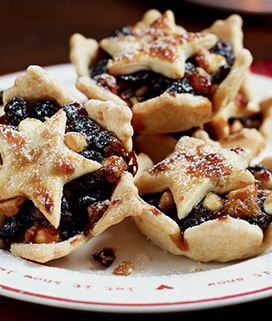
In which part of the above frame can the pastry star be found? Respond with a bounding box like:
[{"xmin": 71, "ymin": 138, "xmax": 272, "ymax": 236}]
[
  {"xmin": 100, "ymin": 10, "xmax": 182, "ymax": 57},
  {"xmin": 0, "ymin": 110, "xmax": 101, "ymax": 228},
  {"xmin": 107, "ymin": 33, "xmax": 218, "ymax": 79},
  {"xmin": 101, "ymin": 11, "xmax": 218, "ymax": 79},
  {"xmin": 135, "ymin": 136, "xmax": 254, "ymax": 219}
]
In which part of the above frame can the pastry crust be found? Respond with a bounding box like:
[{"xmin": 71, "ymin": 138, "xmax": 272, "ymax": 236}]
[
  {"xmin": 130, "ymin": 48, "xmax": 252, "ymax": 134},
  {"xmin": 91, "ymin": 172, "xmax": 142, "ymax": 236},
  {"xmin": 70, "ymin": 10, "xmax": 253, "ymax": 135},
  {"xmin": 205, "ymin": 14, "xmax": 259, "ymax": 139},
  {"xmin": 134, "ymin": 208, "xmax": 272, "ymax": 262},
  {"xmin": 105, "ymin": 33, "xmax": 218, "ymax": 79},
  {"xmin": 1, "ymin": 66, "xmax": 141, "ymax": 263},
  {"xmin": 0, "ymin": 110, "xmax": 101, "ymax": 228},
  {"xmin": 131, "ymin": 92, "xmax": 213, "ymax": 134},
  {"xmin": 76, "ymin": 76, "xmax": 128, "ymax": 105},
  {"xmin": 133, "ymin": 136, "xmax": 272, "ymax": 262},
  {"xmin": 259, "ymin": 97, "xmax": 272, "ymax": 139},
  {"xmin": 211, "ymin": 49, "xmax": 252, "ymax": 113},
  {"xmin": 207, "ymin": 97, "xmax": 260, "ymax": 139},
  {"xmin": 192, "ymin": 128, "xmax": 265, "ymax": 162},
  {"xmin": 3, "ymin": 65, "xmax": 79, "ymax": 106},
  {"xmin": 133, "ymin": 134, "xmax": 177, "ymax": 163},
  {"xmin": 69, "ymin": 33, "xmax": 99, "ymax": 78},
  {"xmin": 10, "ymin": 233, "xmax": 92, "ymax": 263},
  {"xmin": 84, "ymin": 99, "xmax": 133, "ymax": 151},
  {"xmin": 135, "ymin": 136, "xmax": 253, "ymax": 219},
  {"xmin": 204, "ymin": 14, "xmax": 243, "ymax": 55},
  {"xmin": 99, "ymin": 10, "xmax": 188, "ymax": 59},
  {"xmin": 10, "ymin": 173, "xmax": 142, "ymax": 263}
]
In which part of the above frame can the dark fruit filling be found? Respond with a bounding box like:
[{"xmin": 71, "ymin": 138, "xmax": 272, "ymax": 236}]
[
  {"xmin": 209, "ymin": 40, "xmax": 235, "ymax": 66},
  {"xmin": 109, "ymin": 25, "xmax": 136, "ymax": 38},
  {"xmin": 142, "ymin": 166, "xmax": 272, "ymax": 234},
  {"xmin": 92, "ymin": 247, "xmax": 116, "ymax": 267},
  {"xmin": 0, "ymin": 99, "xmax": 137, "ymax": 244},
  {"xmin": 89, "ymin": 40, "xmax": 235, "ymax": 106}
]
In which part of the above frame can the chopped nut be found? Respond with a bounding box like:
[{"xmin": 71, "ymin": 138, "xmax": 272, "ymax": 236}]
[
  {"xmin": 229, "ymin": 120, "xmax": 243, "ymax": 135},
  {"xmin": 189, "ymin": 266, "xmax": 202, "ymax": 273},
  {"xmin": 159, "ymin": 190, "xmax": 174, "ymax": 211},
  {"xmin": 135, "ymin": 85, "xmax": 149, "ymax": 97},
  {"xmin": 203, "ymin": 192, "xmax": 224, "ymax": 212},
  {"xmin": 224, "ymin": 183, "xmax": 260, "ymax": 218},
  {"xmin": 224, "ymin": 198, "xmax": 252, "ymax": 218},
  {"xmin": 130, "ymin": 97, "xmax": 138, "ymax": 105},
  {"xmin": 227, "ymin": 183, "xmax": 258, "ymax": 202},
  {"xmin": 25, "ymin": 225, "xmax": 60, "ymax": 244},
  {"xmin": 64, "ymin": 132, "xmax": 87, "ymax": 153},
  {"xmin": 224, "ymin": 196, "xmax": 260, "ymax": 218},
  {"xmin": 264, "ymin": 193, "xmax": 272, "ymax": 215},
  {"xmin": 195, "ymin": 48, "xmax": 227, "ymax": 74},
  {"xmin": 113, "ymin": 260, "xmax": 135, "ymax": 276},
  {"xmin": 0, "ymin": 197, "xmax": 26, "ymax": 217},
  {"xmin": 253, "ymin": 170, "xmax": 272, "ymax": 190},
  {"xmin": 18, "ymin": 118, "xmax": 43, "ymax": 133},
  {"xmin": 102, "ymin": 156, "xmax": 128, "ymax": 184}
]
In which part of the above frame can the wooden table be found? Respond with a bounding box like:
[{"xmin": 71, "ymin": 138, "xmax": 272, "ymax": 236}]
[
  {"xmin": 1, "ymin": 0, "xmax": 272, "ymax": 317},
  {"xmin": 1, "ymin": 0, "xmax": 272, "ymax": 75}
]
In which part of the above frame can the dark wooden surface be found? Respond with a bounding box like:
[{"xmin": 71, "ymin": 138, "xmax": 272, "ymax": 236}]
[
  {"xmin": 1, "ymin": 0, "xmax": 272, "ymax": 317},
  {"xmin": 1, "ymin": 0, "xmax": 272, "ymax": 75}
]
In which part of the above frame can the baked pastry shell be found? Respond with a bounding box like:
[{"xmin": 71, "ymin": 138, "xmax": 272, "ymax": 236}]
[
  {"xmin": 1, "ymin": 66, "xmax": 140, "ymax": 263},
  {"xmin": 70, "ymin": 11, "xmax": 253, "ymax": 135},
  {"xmin": 131, "ymin": 93, "xmax": 212, "ymax": 134},
  {"xmin": 10, "ymin": 172, "xmax": 143, "ymax": 263},
  {"xmin": 134, "ymin": 204, "xmax": 272, "ymax": 262},
  {"xmin": 3, "ymin": 65, "xmax": 79, "ymax": 106}
]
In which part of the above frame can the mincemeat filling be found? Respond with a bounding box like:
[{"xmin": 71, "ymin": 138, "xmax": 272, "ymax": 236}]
[
  {"xmin": 142, "ymin": 165, "xmax": 272, "ymax": 234},
  {"xmin": 0, "ymin": 99, "xmax": 137, "ymax": 245},
  {"xmin": 89, "ymin": 40, "xmax": 235, "ymax": 106}
]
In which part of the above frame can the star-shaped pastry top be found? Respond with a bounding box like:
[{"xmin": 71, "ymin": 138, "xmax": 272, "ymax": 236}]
[
  {"xmin": 100, "ymin": 10, "xmax": 218, "ymax": 79},
  {"xmin": 135, "ymin": 136, "xmax": 254, "ymax": 219},
  {"xmin": 0, "ymin": 110, "xmax": 101, "ymax": 228}
]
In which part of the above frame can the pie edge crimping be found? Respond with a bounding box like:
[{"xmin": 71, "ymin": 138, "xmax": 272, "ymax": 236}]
[
  {"xmin": 69, "ymin": 9, "xmax": 253, "ymax": 135},
  {"xmin": 0, "ymin": 65, "xmax": 143, "ymax": 263},
  {"xmin": 134, "ymin": 136, "xmax": 272, "ymax": 262}
]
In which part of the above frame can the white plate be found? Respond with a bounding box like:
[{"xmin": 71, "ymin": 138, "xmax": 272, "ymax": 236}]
[{"xmin": 0, "ymin": 64, "xmax": 272, "ymax": 313}]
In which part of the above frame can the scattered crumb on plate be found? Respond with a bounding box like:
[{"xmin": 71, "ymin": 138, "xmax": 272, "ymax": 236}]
[{"xmin": 113, "ymin": 260, "xmax": 135, "ymax": 276}]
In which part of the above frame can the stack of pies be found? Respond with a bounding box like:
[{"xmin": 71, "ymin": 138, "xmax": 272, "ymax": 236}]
[{"xmin": 1, "ymin": 9, "xmax": 272, "ymax": 263}]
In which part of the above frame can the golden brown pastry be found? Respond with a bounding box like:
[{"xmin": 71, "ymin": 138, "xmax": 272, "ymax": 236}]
[
  {"xmin": 134, "ymin": 136, "xmax": 272, "ymax": 262},
  {"xmin": 70, "ymin": 10, "xmax": 252, "ymax": 135},
  {"xmin": 0, "ymin": 66, "xmax": 142, "ymax": 263}
]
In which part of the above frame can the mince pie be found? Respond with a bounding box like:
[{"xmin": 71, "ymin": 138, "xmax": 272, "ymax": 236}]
[
  {"xmin": 70, "ymin": 9, "xmax": 253, "ymax": 135},
  {"xmin": 0, "ymin": 65, "xmax": 142, "ymax": 263},
  {"xmin": 134, "ymin": 136, "xmax": 272, "ymax": 262}
]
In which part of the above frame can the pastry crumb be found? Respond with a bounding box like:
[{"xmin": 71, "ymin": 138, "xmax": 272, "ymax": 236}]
[
  {"xmin": 135, "ymin": 253, "xmax": 151, "ymax": 261},
  {"xmin": 189, "ymin": 265, "xmax": 202, "ymax": 273},
  {"xmin": 113, "ymin": 260, "xmax": 135, "ymax": 276}
]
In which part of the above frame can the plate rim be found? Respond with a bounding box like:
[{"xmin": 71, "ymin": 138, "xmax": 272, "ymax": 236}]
[{"xmin": 1, "ymin": 64, "xmax": 272, "ymax": 313}]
